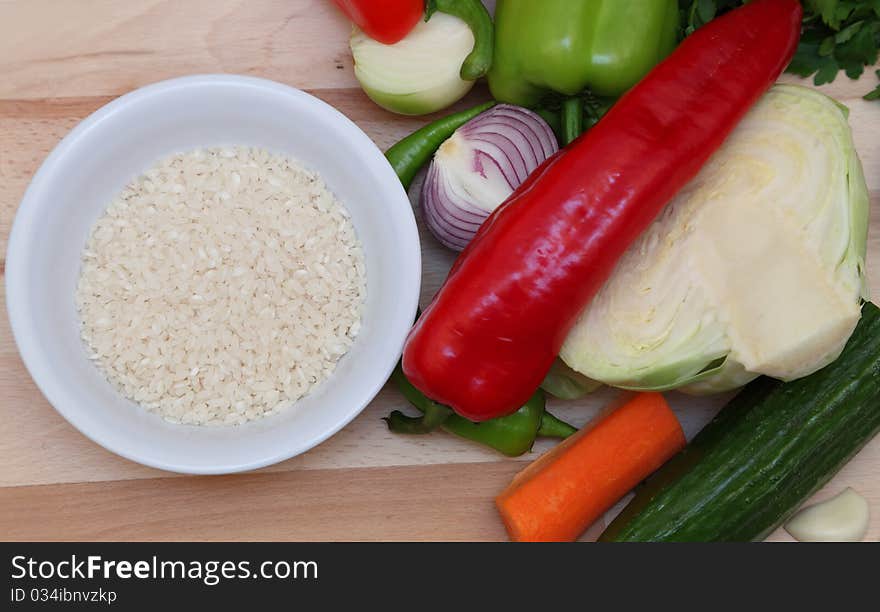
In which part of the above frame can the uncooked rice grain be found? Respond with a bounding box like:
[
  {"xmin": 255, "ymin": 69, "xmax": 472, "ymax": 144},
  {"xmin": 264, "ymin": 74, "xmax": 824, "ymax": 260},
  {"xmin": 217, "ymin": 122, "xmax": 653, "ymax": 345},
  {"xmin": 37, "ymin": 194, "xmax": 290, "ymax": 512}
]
[{"xmin": 76, "ymin": 146, "xmax": 366, "ymax": 425}]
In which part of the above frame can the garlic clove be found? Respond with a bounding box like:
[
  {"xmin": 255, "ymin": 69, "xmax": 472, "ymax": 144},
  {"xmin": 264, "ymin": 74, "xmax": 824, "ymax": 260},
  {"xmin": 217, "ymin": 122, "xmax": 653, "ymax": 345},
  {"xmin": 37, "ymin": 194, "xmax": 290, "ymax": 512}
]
[{"xmin": 784, "ymin": 488, "xmax": 870, "ymax": 542}]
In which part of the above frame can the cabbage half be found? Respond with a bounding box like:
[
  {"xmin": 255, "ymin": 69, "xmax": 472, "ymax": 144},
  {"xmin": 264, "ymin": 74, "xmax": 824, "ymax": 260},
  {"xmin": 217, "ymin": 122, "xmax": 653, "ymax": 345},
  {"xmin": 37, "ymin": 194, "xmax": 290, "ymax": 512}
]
[
  {"xmin": 351, "ymin": 13, "xmax": 476, "ymax": 116},
  {"xmin": 560, "ymin": 84, "xmax": 869, "ymax": 394}
]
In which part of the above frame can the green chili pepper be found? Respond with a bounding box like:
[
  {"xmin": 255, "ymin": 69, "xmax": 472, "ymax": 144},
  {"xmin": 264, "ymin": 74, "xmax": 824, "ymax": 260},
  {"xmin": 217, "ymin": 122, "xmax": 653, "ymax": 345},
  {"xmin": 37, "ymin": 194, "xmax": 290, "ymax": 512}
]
[
  {"xmin": 537, "ymin": 411, "xmax": 578, "ymax": 439},
  {"xmin": 385, "ymin": 101, "xmax": 496, "ymax": 191},
  {"xmin": 386, "ymin": 364, "xmax": 575, "ymax": 457},
  {"xmin": 426, "ymin": 0, "xmax": 495, "ymax": 81},
  {"xmin": 488, "ymin": 0, "xmax": 680, "ymax": 106}
]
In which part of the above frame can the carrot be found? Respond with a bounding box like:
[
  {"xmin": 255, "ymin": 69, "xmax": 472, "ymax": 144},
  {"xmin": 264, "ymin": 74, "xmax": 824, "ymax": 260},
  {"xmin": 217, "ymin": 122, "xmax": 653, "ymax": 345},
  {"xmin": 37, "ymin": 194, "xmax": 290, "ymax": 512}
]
[{"xmin": 495, "ymin": 392, "xmax": 685, "ymax": 542}]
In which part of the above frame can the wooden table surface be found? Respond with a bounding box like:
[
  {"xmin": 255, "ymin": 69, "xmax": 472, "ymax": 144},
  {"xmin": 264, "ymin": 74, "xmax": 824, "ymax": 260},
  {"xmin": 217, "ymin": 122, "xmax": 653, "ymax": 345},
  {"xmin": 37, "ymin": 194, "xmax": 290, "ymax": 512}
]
[{"xmin": 1, "ymin": 1, "xmax": 878, "ymax": 542}]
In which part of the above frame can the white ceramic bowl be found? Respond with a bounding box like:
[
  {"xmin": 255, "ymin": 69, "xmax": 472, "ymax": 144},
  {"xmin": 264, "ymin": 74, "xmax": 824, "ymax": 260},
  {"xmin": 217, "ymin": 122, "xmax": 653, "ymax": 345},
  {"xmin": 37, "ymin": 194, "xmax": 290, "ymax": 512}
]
[{"xmin": 5, "ymin": 75, "xmax": 420, "ymax": 474}]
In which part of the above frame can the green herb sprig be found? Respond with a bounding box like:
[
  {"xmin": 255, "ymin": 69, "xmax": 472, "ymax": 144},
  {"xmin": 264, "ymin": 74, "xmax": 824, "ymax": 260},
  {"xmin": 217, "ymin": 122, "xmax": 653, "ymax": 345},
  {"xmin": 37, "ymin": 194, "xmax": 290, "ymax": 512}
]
[
  {"xmin": 865, "ymin": 70, "xmax": 880, "ymax": 99},
  {"xmin": 679, "ymin": 0, "xmax": 880, "ymax": 100}
]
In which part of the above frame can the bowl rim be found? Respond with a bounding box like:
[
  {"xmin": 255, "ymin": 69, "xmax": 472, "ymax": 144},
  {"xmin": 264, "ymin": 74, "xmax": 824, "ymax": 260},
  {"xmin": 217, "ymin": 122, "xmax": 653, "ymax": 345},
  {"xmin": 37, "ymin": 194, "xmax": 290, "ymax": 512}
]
[{"xmin": 5, "ymin": 74, "xmax": 421, "ymax": 474}]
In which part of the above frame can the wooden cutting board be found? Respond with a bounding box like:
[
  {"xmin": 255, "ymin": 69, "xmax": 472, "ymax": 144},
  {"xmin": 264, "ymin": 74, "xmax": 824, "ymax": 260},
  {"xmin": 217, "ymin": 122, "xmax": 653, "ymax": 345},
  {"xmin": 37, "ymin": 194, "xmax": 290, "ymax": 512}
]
[{"xmin": 1, "ymin": 0, "xmax": 878, "ymax": 542}]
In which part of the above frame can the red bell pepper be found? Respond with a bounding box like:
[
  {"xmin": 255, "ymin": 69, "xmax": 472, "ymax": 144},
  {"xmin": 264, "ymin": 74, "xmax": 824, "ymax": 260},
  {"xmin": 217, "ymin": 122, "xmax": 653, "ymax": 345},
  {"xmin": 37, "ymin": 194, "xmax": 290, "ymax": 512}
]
[
  {"xmin": 332, "ymin": 0, "xmax": 424, "ymax": 45},
  {"xmin": 402, "ymin": 0, "xmax": 803, "ymax": 422}
]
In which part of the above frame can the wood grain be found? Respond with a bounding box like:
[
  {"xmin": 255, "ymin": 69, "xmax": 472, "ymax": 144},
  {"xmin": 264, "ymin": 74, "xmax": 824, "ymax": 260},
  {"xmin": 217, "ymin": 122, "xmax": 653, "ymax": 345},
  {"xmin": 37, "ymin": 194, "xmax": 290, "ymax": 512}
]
[
  {"xmin": 0, "ymin": 462, "xmax": 518, "ymax": 542},
  {"xmin": 1, "ymin": 0, "xmax": 879, "ymax": 542},
  {"xmin": 2, "ymin": 455, "xmax": 876, "ymax": 542},
  {"xmin": 0, "ymin": 0, "xmax": 358, "ymax": 100}
]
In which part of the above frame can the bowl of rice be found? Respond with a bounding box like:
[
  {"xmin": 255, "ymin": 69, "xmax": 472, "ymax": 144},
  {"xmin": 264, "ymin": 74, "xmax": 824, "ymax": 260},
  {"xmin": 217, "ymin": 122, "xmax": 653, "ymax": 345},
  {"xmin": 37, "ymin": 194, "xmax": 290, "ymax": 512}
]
[{"xmin": 5, "ymin": 75, "xmax": 421, "ymax": 474}]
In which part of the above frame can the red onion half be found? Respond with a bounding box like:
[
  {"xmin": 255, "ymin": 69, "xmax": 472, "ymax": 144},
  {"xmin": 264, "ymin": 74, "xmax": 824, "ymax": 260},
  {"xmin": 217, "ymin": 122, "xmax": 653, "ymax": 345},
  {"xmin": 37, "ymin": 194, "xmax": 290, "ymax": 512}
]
[{"xmin": 420, "ymin": 104, "xmax": 559, "ymax": 251}]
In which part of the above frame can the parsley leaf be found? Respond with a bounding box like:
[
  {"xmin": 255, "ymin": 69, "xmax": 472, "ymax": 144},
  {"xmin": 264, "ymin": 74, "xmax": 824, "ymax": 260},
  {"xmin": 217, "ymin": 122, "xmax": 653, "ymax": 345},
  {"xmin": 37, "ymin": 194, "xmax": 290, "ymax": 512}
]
[
  {"xmin": 678, "ymin": 0, "xmax": 880, "ymax": 98},
  {"xmin": 678, "ymin": 0, "xmax": 741, "ymax": 38},
  {"xmin": 424, "ymin": 0, "xmax": 438, "ymax": 21},
  {"xmin": 866, "ymin": 70, "xmax": 880, "ymax": 100}
]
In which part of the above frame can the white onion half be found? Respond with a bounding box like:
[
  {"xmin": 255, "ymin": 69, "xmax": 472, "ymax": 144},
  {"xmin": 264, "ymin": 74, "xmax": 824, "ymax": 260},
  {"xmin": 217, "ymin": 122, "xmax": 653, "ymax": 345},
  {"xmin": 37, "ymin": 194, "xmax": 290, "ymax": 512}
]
[{"xmin": 351, "ymin": 13, "xmax": 476, "ymax": 116}]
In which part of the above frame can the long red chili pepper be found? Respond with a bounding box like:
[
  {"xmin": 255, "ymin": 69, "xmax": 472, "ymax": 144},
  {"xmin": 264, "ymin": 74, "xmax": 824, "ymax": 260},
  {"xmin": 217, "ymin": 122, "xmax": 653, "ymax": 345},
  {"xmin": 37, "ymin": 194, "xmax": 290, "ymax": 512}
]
[
  {"xmin": 331, "ymin": 0, "xmax": 424, "ymax": 45},
  {"xmin": 402, "ymin": 0, "xmax": 803, "ymax": 422}
]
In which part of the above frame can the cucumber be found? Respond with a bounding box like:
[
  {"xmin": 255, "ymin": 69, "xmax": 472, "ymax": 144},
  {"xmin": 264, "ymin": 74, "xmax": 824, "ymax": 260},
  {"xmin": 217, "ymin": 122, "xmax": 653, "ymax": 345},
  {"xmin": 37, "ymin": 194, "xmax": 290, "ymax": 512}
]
[{"xmin": 600, "ymin": 301, "xmax": 880, "ymax": 542}]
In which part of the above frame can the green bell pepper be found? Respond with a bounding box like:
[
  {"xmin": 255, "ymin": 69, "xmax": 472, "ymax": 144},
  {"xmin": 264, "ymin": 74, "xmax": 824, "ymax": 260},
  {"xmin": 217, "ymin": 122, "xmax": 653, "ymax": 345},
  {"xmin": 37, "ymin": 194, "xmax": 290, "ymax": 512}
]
[{"xmin": 488, "ymin": 0, "xmax": 680, "ymax": 106}]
